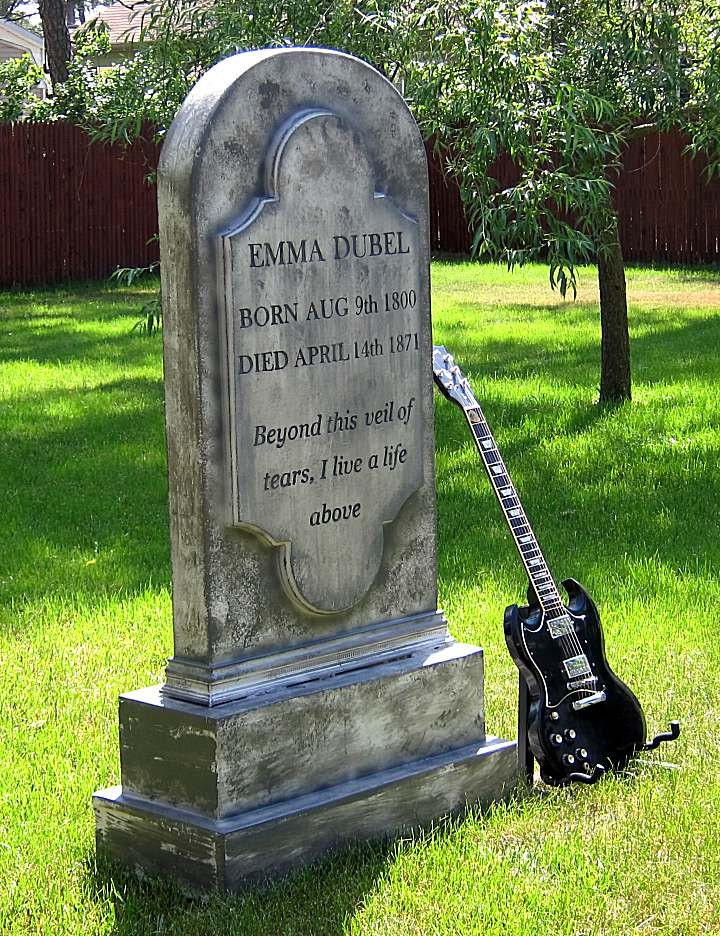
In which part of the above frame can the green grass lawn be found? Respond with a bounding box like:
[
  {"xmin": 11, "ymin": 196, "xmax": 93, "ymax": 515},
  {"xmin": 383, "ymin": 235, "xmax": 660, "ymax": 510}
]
[{"xmin": 1, "ymin": 263, "xmax": 719, "ymax": 935}]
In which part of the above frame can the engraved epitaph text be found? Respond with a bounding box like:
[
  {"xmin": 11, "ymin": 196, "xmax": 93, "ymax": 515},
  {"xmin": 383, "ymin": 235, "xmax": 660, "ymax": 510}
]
[{"xmin": 219, "ymin": 110, "xmax": 425, "ymax": 613}]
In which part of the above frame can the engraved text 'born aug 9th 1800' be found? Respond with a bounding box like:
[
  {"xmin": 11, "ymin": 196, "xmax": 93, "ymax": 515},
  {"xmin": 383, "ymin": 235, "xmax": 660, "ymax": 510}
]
[{"xmin": 218, "ymin": 107, "xmax": 426, "ymax": 612}]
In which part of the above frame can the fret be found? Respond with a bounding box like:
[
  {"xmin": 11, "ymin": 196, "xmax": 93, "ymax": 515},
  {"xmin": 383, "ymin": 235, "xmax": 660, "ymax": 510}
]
[{"xmin": 458, "ymin": 402, "xmax": 565, "ymax": 613}]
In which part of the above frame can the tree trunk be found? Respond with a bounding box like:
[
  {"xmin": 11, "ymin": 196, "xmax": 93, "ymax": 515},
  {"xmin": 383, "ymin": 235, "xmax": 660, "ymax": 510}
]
[
  {"xmin": 597, "ymin": 211, "xmax": 631, "ymax": 403},
  {"xmin": 39, "ymin": 0, "xmax": 71, "ymax": 89}
]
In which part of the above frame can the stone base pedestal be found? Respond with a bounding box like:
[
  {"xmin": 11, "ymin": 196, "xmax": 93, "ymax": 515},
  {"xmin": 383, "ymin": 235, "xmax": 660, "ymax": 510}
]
[{"xmin": 94, "ymin": 641, "xmax": 517, "ymax": 891}]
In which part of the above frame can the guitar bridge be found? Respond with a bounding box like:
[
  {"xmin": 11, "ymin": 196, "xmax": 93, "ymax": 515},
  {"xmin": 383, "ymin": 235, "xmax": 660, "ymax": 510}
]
[
  {"xmin": 567, "ymin": 676, "xmax": 597, "ymax": 689},
  {"xmin": 572, "ymin": 690, "xmax": 607, "ymax": 711}
]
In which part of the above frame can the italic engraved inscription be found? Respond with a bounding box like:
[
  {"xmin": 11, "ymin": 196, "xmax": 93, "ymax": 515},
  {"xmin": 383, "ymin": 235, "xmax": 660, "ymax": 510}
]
[{"xmin": 218, "ymin": 109, "xmax": 425, "ymax": 614}]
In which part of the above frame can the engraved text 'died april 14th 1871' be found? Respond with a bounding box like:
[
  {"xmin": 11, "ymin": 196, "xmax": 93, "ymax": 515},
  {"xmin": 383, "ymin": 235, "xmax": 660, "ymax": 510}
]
[{"xmin": 219, "ymin": 109, "xmax": 425, "ymax": 614}]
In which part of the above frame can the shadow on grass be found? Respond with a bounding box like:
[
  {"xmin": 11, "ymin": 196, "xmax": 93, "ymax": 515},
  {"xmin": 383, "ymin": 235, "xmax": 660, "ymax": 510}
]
[
  {"xmin": 84, "ymin": 786, "xmax": 551, "ymax": 936},
  {"xmin": 0, "ymin": 323, "xmax": 163, "ymax": 367},
  {"xmin": 438, "ymin": 418, "xmax": 720, "ymax": 597},
  {"xmin": 0, "ymin": 277, "xmax": 160, "ymax": 309},
  {"xmin": 624, "ymin": 263, "xmax": 720, "ymax": 283},
  {"xmin": 85, "ymin": 838, "xmax": 396, "ymax": 936},
  {"xmin": 0, "ymin": 375, "xmax": 170, "ymax": 611},
  {"xmin": 431, "ymin": 316, "xmax": 720, "ymax": 600},
  {"xmin": 84, "ymin": 781, "xmax": 584, "ymax": 936},
  {"xmin": 0, "ymin": 280, "xmax": 162, "ymax": 367},
  {"xmin": 2, "ymin": 282, "xmax": 719, "ymax": 619},
  {"xmin": 436, "ymin": 308, "xmax": 720, "ymax": 384}
]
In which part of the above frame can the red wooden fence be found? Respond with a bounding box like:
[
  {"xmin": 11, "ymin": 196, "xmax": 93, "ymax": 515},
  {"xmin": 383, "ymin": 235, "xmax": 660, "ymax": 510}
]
[
  {"xmin": 616, "ymin": 132, "xmax": 720, "ymax": 264},
  {"xmin": 425, "ymin": 133, "xmax": 720, "ymax": 263},
  {"xmin": 0, "ymin": 122, "xmax": 160, "ymax": 287},
  {"xmin": 1, "ymin": 123, "xmax": 718, "ymax": 287},
  {"xmin": 425, "ymin": 140, "xmax": 472, "ymax": 255}
]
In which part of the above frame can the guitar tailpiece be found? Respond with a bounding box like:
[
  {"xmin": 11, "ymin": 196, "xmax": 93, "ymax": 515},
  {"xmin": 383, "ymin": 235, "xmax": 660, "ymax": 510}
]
[{"xmin": 641, "ymin": 720, "xmax": 680, "ymax": 752}]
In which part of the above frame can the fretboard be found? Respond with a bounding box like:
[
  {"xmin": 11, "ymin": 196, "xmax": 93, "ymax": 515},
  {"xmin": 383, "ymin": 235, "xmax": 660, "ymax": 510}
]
[{"xmin": 464, "ymin": 406, "xmax": 565, "ymax": 615}]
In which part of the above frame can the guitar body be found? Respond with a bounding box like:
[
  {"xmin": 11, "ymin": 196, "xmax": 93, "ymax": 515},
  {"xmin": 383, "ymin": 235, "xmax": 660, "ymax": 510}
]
[
  {"xmin": 433, "ymin": 345, "xmax": 675, "ymax": 786},
  {"xmin": 504, "ymin": 578, "xmax": 647, "ymax": 785}
]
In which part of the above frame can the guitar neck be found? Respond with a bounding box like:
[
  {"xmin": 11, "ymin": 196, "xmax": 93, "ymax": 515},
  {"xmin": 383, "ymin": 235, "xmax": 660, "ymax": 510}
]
[{"xmin": 463, "ymin": 405, "xmax": 565, "ymax": 615}]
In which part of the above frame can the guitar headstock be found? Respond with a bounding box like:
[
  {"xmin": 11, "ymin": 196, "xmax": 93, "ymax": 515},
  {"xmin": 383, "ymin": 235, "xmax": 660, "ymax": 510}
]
[{"xmin": 432, "ymin": 345, "xmax": 479, "ymax": 410}]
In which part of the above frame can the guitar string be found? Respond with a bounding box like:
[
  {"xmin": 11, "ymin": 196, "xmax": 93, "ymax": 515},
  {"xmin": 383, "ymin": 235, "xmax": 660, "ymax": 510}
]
[
  {"xmin": 462, "ymin": 401, "xmax": 588, "ymax": 665},
  {"xmin": 468, "ymin": 416, "xmax": 588, "ymax": 665},
  {"xmin": 472, "ymin": 419, "xmax": 589, "ymax": 665},
  {"xmin": 468, "ymin": 421, "xmax": 586, "ymax": 663},
  {"xmin": 434, "ymin": 355, "xmax": 589, "ymax": 667}
]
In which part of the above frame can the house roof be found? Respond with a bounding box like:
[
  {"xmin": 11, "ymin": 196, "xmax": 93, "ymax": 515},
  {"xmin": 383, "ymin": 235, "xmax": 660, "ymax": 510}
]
[
  {"xmin": 0, "ymin": 17, "xmax": 44, "ymax": 52},
  {"xmin": 0, "ymin": 18, "xmax": 44, "ymax": 67},
  {"xmin": 75, "ymin": 1, "xmax": 149, "ymax": 47}
]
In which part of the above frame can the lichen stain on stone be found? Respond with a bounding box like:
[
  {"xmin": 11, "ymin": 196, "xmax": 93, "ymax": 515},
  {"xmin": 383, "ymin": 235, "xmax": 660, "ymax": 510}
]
[
  {"xmin": 168, "ymin": 725, "xmax": 214, "ymax": 740},
  {"xmin": 223, "ymin": 140, "xmax": 247, "ymax": 160},
  {"xmin": 210, "ymin": 596, "xmax": 229, "ymax": 626},
  {"xmin": 257, "ymin": 79, "xmax": 281, "ymax": 111}
]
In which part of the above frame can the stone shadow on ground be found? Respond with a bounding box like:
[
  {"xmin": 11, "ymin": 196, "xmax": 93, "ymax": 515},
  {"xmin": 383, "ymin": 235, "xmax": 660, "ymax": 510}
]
[
  {"xmin": 85, "ymin": 838, "xmax": 397, "ymax": 936},
  {"xmin": 85, "ymin": 785, "xmax": 565, "ymax": 936}
]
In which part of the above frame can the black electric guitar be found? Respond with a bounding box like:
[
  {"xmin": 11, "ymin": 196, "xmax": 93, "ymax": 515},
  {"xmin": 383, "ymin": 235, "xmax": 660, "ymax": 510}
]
[{"xmin": 432, "ymin": 345, "xmax": 679, "ymax": 786}]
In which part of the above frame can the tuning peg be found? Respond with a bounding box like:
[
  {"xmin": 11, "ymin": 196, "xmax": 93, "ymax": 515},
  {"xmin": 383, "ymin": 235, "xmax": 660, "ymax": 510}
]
[{"xmin": 641, "ymin": 721, "xmax": 680, "ymax": 752}]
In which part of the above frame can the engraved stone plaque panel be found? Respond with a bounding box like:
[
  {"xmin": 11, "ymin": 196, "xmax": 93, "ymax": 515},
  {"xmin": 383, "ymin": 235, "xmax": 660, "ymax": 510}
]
[
  {"xmin": 219, "ymin": 109, "xmax": 424, "ymax": 614},
  {"xmin": 157, "ymin": 46, "xmax": 440, "ymax": 667}
]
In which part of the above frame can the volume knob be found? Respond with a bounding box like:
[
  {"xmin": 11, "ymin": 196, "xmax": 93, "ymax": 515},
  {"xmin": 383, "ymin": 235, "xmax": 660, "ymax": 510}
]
[
  {"xmin": 562, "ymin": 753, "xmax": 576, "ymax": 766},
  {"xmin": 549, "ymin": 733, "xmax": 563, "ymax": 747}
]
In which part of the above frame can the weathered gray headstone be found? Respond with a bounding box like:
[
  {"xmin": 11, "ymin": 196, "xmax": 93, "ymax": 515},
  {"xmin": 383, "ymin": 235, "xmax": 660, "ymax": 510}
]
[{"xmin": 93, "ymin": 47, "xmax": 516, "ymax": 891}]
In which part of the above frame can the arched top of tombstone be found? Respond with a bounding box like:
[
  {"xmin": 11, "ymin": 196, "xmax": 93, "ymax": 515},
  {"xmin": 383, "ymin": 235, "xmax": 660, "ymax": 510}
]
[
  {"xmin": 158, "ymin": 47, "xmax": 437, "ymax": 646},
  {"xmin": 159, "ymin": 48, "xmax": 428, "ymax": 232}
]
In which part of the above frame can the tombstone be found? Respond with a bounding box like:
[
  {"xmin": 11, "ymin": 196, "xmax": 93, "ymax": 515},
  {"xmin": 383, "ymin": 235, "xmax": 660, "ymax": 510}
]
[{"xmin": 93, "ymin": 47, "xmax": 517, "ymax": 891}]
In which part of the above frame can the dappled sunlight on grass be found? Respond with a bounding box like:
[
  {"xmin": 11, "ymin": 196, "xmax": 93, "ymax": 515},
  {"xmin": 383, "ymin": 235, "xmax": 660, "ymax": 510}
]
[{"xmin": 1, "ymin": 265, "xmax": 719, "ymax": 935}]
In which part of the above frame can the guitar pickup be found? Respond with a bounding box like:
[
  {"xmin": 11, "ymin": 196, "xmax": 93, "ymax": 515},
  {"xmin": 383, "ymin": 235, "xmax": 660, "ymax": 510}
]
[
  {"xmin": 547, "ymin": 617, "xmax": 574, "ymax": 639},
  {"xmin": 572, "ymin": 690, "xmax": 607, "ymax": 711},
  {"xmin": 563, "ymin": 654, "xmax": 591, "ymax": 679}
]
